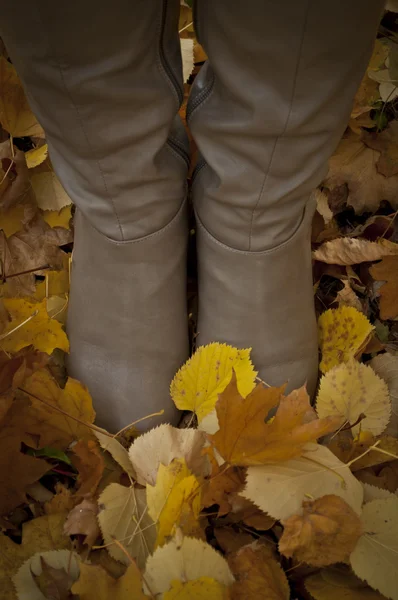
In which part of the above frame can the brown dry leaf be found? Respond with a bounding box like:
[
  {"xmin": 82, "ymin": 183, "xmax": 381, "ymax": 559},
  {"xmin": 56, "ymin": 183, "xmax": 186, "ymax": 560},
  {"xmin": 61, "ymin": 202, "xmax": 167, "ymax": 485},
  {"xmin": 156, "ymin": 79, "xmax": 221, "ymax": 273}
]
[
  {"xmin": 71, "ymin": 562, "xmax": 148, "ymax": 600},
  {"xmin": 71, "ymin": 439, "xmax": 105, "ymax": 497},
  {"xmin": 279, "ymin": 495, "xmax": 362, "ymax": 566},
  {"xmin": 228, "ymin": 495, "xmax": 276, "ymax": 531},
  {"xmin": 313, "ymin": 237, "xmax": 398, "ymax": 265},
  {"xmin": 18, "ymin": 368, "xmax": 96, "ymax": 450},
  {"xmin": 0, "ymin": 425, "xmax": 50, "ymax": 515},
  {"xmin": 355, "ymin": 464, "xmax": 398, "ymax": 492},
  {"xmin": 202, "ymin": 462, "xmax": 245, "ymax": 516},
  {"xmin": 0, "ymin": 141, "xmax": 30, "ymax": 211},
  {"xmin": 228, "ymin": 542, "xmax": 289, "ymax": 600},
  {"xmin": 214, "ymin": 528, "xmax": 255, "ymax": 555},
  {"xmin": 370, "ymin": 255, "xmax": 398, "ymax": 320},
  {"xmin": 14, "ymin": 549, "xmax": 79, "ymax": 600},
  {"xmin": 64, "ymin": 496, "xmax": 100, "ymax": 546},
  {"xmin": 323, "ymin": 131, "xmax": 398, "ymax": 214},
  {"xmin": 370, "ymin": 353, "xmax": 398, "ymax": 437},
  {"xmin": 336, "ymin": 280, "xmax": 363, "ymax": 312},
  {"xmin": 0, "ymin": 513, "xmax": 70, "ymax": 600},
  {"xmin": 362, "ymin": 121, "xmax": 398, "ymax": 177},
  {"xmin": 32, "ymin": 555, "xmax": 76, "ymax": 600},
  {"xmin": 305, "ymin": 567, "xmax": 387, "ymax": 600},
  {"xmin": 45, "ymin": 483, "xmax": 76, "ymax": 515},
  {"xmin": 208, "ymin": 374, "xmax": 341, "ymax": 466}
]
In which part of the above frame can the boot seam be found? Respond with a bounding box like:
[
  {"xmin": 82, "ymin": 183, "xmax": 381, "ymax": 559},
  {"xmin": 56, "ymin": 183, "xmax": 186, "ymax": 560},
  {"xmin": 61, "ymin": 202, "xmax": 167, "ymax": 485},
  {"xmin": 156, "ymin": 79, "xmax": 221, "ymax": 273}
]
[
  {"xmin": 80, "ymin": 197, "xmax": 187, "ymax": 247},
  {"xmin": 196, "ymin": 199, "xmax": 315, "ymax": 258}
]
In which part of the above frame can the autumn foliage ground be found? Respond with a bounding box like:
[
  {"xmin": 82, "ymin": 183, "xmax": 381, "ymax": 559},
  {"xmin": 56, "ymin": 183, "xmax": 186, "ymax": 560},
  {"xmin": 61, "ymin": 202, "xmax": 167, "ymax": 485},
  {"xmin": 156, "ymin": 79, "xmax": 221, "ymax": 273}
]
[{"xmin": 1, "ymin": 7, "xmax": 398, "ymax": 600}]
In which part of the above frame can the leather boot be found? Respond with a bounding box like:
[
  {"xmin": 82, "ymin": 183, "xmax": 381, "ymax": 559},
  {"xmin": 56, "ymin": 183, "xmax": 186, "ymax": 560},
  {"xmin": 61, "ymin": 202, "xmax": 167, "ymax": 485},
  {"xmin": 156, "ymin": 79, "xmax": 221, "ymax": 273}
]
[
  {"xmin": 189, "ymin": 0, "xmax": 385, "ymax": 396},
  {"xmin": 0, "ymin": 0, "xmax": 189, "ymax": 431}
]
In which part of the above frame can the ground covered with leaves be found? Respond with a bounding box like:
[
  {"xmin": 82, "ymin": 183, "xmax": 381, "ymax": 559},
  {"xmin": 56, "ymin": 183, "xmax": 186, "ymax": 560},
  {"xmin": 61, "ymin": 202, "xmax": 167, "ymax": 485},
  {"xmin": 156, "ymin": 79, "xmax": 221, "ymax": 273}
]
[{"xmin": 1, "ymin": 8, "xmax": 398, "ymax": 600}]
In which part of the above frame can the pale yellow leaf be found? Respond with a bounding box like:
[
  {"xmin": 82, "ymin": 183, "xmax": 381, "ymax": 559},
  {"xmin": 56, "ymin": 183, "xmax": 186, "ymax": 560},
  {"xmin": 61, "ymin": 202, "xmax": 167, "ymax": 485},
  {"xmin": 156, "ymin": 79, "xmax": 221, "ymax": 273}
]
[
  {"xmin": 242, "ymin": 443, "xmax": 363, "ymax": 521},
  {"xmin": 350, "ymin": 498, "xmax": 398, "ymax": 600},
  {"xmin": 25, "ymin": 144, "xmax": 48, "ymax": 169},
  {"xmin": 14, "ymin": 550, "xmax": 80, "ymax": 600},
  {"xmin": 305, "ymin": 568, "xmax": 387, "ymax": 600},
  {"xmin": 318, "ymin": 306, "xmax": 374, "ymax": 373},
  {"xmin": 129, "ymin": 424, "xmax": 207, "ymax": 485},
  {"xmin": 336, "ymin": 281, "xmax": 363, "ymax": 312},
  {"xmin": 370, "ymin": 353, "xmax": 398, "ymax": 438},
  {"xmin": 363, "ymin": 483, "xmax": 396, "ymax": 503},
  {"xmin": 313, "ymin": 237, "xmax": 398, "ymax": 265},
  {"xmin": 170, "ymin": 343, "xmax": 257, "ymax": 422},
  {"xmin": 316, "ymin": 360, "xmax": 391, "ymax": 436},
  {"xmin": 98, "ymin": 483, "xmax": 156, "ymax": 570},
  {"xmin": 0, "ymin": 298, "xmax": 69, "ymax": 354},
  {"xmin": 71, "ymin": 562, "xmax": 148, "ymax": 600},
  {"xmin": 31, "ymin": 169, "xmax": 72, "ymax": 211},
  {"xmin": 144, "ymin": 536, "xmax": 234, "ymax": 595},
  {"xmin": 95, "ymin": 429, "xmax": 136, "ymax": 478},
  {"xmin": 164, "ymin": 577, "xmax": 227, "ymax": 600}
]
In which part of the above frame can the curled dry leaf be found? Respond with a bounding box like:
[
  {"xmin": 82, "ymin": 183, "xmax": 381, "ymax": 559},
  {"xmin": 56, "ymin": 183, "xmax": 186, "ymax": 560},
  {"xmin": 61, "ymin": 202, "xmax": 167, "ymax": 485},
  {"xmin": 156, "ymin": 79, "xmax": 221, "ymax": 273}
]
[
  {"xmin": 350, "ymin": 498, "xmax": 398, "ymax": 600},
  {"xmin": 316, "ymin": 359, "xmax": 391, "ymax": 436},
  {"xmin": 64, "ymin": 496, "xmax": 100, "ymax": 546},
  {"xmin": 170, "ymin": 342, "xmax": 257, "ymax": 423},
  {"xmin": 228, "ymin": 541, "xmax": 289, "ymax": 600},
  {"xmin": 143, "ymin": 536, "xmax": 234, "ymax": 596},
  {"xmin": 208, "ymin": 374, "xmax": 340, "ymax": 466},
  {"xmin": 313, "ymin": 237, "xmax": 398, "ymax": 266},
  {"xmin": 71, "ymin": 439, "xmax": 105, "ymax": 497},
  {"xmin": 318, "ymin": 306, "xmax": 374, "ymax": 373},
  {"xmin": 94, "ymin": 429, "xmax": 136, "ymax": 478},
  {"xmin": 370, "ymin": 255, "xmax": 398, "ymax": 320},
  {"xmin": 98, "ymin": 483, "xmax": 156, "ymax": 570},
  {"xmin": 146, "ymin": 458, "xmax": 202, "ymax": 547},
  {"xmin": 13, "ymin": 549, "xmax": 80, "ymax": 600},
  {"xmin": 305, "ymin": 567, "xmax": 387, "ymax": 600},
  {"xmin": 370, "ymin": 353, "xmax": 398, "ymax": 437},
  {"xmin": 242, "ymin": 443, "xmax": 363, "ymax": 521},
  {"xmin": 71, "ymin": 562, "xmax": 147, "ymax": 600},
  {"xmin": 129, "ymin": 424, "xmax": 207, "ymax": 485},
  {"xmin": 336, "ymin": 280, "xmax": 363, "ymax": 312},
  {"xmin": 279, "ymin": 495, "xmax": 362, "ymax": 566}
]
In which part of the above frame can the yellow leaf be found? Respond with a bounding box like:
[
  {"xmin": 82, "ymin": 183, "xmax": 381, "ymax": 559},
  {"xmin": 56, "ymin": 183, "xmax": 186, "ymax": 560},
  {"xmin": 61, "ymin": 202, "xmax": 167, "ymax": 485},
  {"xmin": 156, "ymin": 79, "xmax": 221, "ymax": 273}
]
[
  {"xmin": 147, "ymin": 458, "xmax": 202, "ymax": 547},
  {"xmin": 31, "ymin": 169, "xmax": 72, "ymax": 211},
  {"xmin": 208, "ymin": 374, "xmax": 341, "ymax": 466},
  {"xmin": 71, "ymin": 562, "xmax": 148, "ymax": 600},
  {"xmin": 0, "ymin": 57, "xmax": 44, "ymax": 138},
  {"xmin": 170, "ymin": 342, "xmax": 257, "ymax": 422},
  {"xmin": 316, "ymin": 360, "xmax": 391, "ymax": 436},
  {"xmin": 144, "ymin": 536, "xmax": 234, "ymax": 595},
  {"xmin": 305, "ymin": 568, "xmax": 387, "ymax": 600},
  {"xmin": 279, "ymin": 495, "xmax": 362, "ymax": 566},
  {"xmin": 0, "ymin": 204, "xmax": 26, "ymax": 237},
  {"xmin": 25, "ymin": 144, "xmax": 48, "ymax": 169},
  {"xmin": 0, "ymin": 298, "xmax": 69, "ymax": 354},
  {"xmin": 42, "ymin": 205, "xmax": 72, "ymax": 229},
  {"xmin": 164, "ymin": 577, "xmax": 228, "ymax": 600},
  {"xmin": 318, "ymin": 306, "xmax": 374, "ymax": 373},
  {"xmin": 33, "ymin": 270, "xmax": 70, "ymax": 302},
  {"xmin": 228, "ymin": 542, "xmax": 289, "ymax": 600}
]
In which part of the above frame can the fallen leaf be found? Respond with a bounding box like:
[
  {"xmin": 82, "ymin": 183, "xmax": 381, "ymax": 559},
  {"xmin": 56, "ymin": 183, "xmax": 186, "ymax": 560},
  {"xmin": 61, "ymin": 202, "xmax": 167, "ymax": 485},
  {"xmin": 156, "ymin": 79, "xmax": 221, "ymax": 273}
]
[
  {"xmin": 45, "ymin": 483, "xmax": 76, "ymax": 515},
  {"xmin": 94, "ymin": 429, "xmax": 136, "ymax": 478},
  {"xmin": 202, "ymin": 464, "xmax": 245, "ymax": 516},
  {"xmin": 214, "ymin": 528, "xmax": 254, "ymax": 555},
  {"xmin": 170, "ymin": 342, "xmax": 257, "ymax": 423},
  {"xmin": 370, "ymin": 353, "xmax": 398, "ymax": 437},
  {"xmin": 242, "ymin": 443, "xmax": 363, "ymax": 521},
  {"xmin": 146, "ymin": 458, "xmax": 202, "ymax": 547},
  {"xmin": 63, "ymin": 497, "xmax": 100, "ymax": 546},
  {"xmin": 350, "ymin": 498, "xmax": 398, "ymax": 600},
  {"xmin": 305, "ymin": 568, "xmax": 387, "ymax": 600},
  {"xmin": 144, "ymin": 536, "xmax": 234, "ymax": 596},
  {"xmin": 164, "ymin": 578, "xmax": 228, "ymax": 600},
  {"xmin": 129, "ymin": 424, "xmax": 207, "ymax": 485},
  {"xmin": 336, "ymin": 280, "xmax": 363, "ymax": 312},
  {"xmin": 71, "ymin": 439, "xmax": 104, "ymax": 497},
  {"xmin": 71, "ymin": 562, "xmax": 148, "ymax": 600},
  {"xmin": 318, "ymin": 306, "xmax": 374, "ymax": 373},
  {"xmin": 31, "ymin": 167, "xmax": 72, "ymax": 211},
  {"xmin": 181, "ymin": 38, "xmax": 194, "ymax": 82},
  {"xmin": 208, "ymin": 374, "xmax": 340, "ymax": 466},
  {"xmin": 98, "ymin": 483, "xmax": 156, "ymax": 570},
  {"xmin": 362, "ymin": 482, "xmax": 396, "ymax": 503},
  {"xmin": 316, "ymin": 360, "xmax": 391, "ymax": 436},
  {"xmin": 228, "ymin": 495, "xmax": 276, "ymax": 531},
  {"xmin": 279, "ymin": 495, "xmax": 362, "ymax": 566},
  {"xmin": 362, "ymin": 121, "xmax": 398, "ymax": 177},
  {"xmin": 32, "ymin": 555, "xmax": 76, "ymax": 600},
  {"xmin": 18, "ymin": 369, "xmax": 95, "ymax": 450},
  {"xmin": 0, "ymin": 57, "xmax": 44, "ymax": 137},
  {"xmin": 313, "ymin": 237, "xmax": 398, "ymax": 265},
  {"xmin": 228, "ymin": 541, "xmax": 289, "ymax": 600},
  {"xmin": 0, "ymin": 513, "xmax": 71, "ymax": 600},
  {"xmin": 0, "ymin": 298, "xmax": 69, "ymax": 354},
  {"xmin": 42, "ymin": 205, "xmax": 72, "ymax": 229},
  {"xmin": 314, "ymin": 189, "xmax": 334, "ymax": 225},
  {"xmin": 370, "ymin": 255, "xmax": 398, "ymax": 320},
  {"xmin": 13, "ymin": 549, "xmax": 79, "ymax": 600},
  {"xmin": 0, "ymin": 141, "xmax": 30, "ymax": 211},
  {"xmin": 323, "ymin": 132, "xmax": 398, "ymax": 214},
  {"xmin": 25, "ymin": 144, "xmax": 48, "ymax": 169},
  {"xmin": 0, "ymin": 199, "xmax": 37, "ymax": 238}
]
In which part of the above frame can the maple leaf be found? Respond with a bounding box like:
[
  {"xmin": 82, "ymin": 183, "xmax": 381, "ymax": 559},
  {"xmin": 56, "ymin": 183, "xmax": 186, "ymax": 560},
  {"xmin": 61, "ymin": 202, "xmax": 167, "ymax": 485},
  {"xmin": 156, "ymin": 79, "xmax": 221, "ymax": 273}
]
[
  {"xmin": 146, "ymin": 458, "xmax": 202, "ymax": 547},
  {"xmin": 170, "ymin": 342, "xmax": 257, "ymax": 423},
  {"xmin": 370, "ymin": 255, "xmax": 398, "ymax": 320},
  {"xmin": 362, "ymin": 121, "xmax": 398, "ymax": 177},
  {"xmin": 71, "ymin": 562, "xmax": 148, "ymax": 600},
  {"xmin": 208, "ymin": 373, "xmax": 341, "ymax": 466},
  {"xmin": 316, "ymin": 360, "xmax": 391, "ymax": 436},
  {"xmin": 318, "ymin": 306, "xmax": 374, "ymax": 373},
  {"xmin": 0, "ymin": 298, "xmax": 69, "ymax": 354},
  {"xmin": 71, "ymin": 439, "xmax": 105, "ymax": 497},
  {"xmin": 228, "ymin": 542, "xmax": 289, "ymax": 600},
  {"xmin": 279, "ymin": 495, "xmax": 362, "ymax": 566},
  {"xmin": 202, "ymin": 461, "xmax": 245, "ymax": 516}
]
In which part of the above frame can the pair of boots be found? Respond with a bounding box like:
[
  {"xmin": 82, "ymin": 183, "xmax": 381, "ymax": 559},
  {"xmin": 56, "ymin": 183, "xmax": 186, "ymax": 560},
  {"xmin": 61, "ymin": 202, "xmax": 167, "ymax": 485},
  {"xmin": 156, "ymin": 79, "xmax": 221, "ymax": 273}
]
[{"xmin": 0, "ymin": 0, "xmax": 384, "ymax": 431}]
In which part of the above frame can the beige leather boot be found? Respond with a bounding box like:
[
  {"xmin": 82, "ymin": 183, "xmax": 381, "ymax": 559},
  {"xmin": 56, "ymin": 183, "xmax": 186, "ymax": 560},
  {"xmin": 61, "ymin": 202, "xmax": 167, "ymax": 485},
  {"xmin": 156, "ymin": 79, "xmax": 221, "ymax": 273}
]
[
  {"xmin": 0, "ymin": 0, "xmax": 189, "ymax": 431},
  {"xmin": 189, "ymin": 0, "xmax": 385, "ymax": 397}
]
